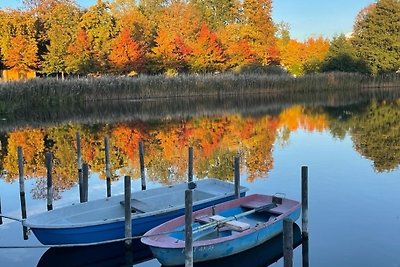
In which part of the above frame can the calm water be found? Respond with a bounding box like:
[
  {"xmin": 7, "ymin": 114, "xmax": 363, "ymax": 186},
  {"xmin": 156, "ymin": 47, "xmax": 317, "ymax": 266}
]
[{"xmin": 0, "ymin": 95, "xmax": 400, "ymax": 267}]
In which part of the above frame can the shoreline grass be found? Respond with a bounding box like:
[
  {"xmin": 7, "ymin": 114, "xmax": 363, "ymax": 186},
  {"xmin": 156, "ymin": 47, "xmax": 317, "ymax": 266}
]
[{"xmin": 0, "ymin": 72, "xmax": 399, "ymax": 105}]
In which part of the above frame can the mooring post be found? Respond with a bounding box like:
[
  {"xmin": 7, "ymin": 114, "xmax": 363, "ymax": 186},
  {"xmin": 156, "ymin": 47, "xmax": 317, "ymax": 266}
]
[
  {"xmin": 104, "ymin": 136, "xmax": 111, "ymax": 198},
  {"xmin": 77, "ymin": 132, "xmax": 83, "ymax": 202},
  {"xmin": 139, "ymin": 141, "xmax": 146, "ymax": 190},
  {"xmin": 302, "ymin": 166, "xmax": 309, "ymax": 239},
  {"xmin": 302, "ymin": 233, "xmax": 310, "ymax": 267},
  {"xmin": 17, "ymin": 147, "xmax": 28, "ymax": 239},
  {"xmin": 45, "ymin": 152, "xmax": 53, "ymax": 211},
  {"xmin": 0, "ymin": 195, "xmax": 2, "ymax": 225},
  {"xmin": 283, "ymin": 218, "xmax": 294, "ymax": 267},
  {"xmin": 188, "ymin": 147, "xmax": 193, "ymax": 183},
  {"xmin": 234, "ymin": 155, "xmax": 240, "ymax": 199},
  {"xmin": 82, "ymin": 163, "xmax": 89, "ymax": 202},
  {"xmin": 185, "ymin": 189, "xmax": 193, "ymax": 267},
  {"xmin": 124, "ymin": 176, "xmax": 132, "ymax": 248}
]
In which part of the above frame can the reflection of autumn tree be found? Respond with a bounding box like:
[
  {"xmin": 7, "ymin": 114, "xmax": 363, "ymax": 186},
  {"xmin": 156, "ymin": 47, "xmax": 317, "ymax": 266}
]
[
  {"xmin": 111, "ymin": 123, "xmax": 148, "ymax": 178},
  {"xmin": 351, "ymin": 101, "xmax": 400, "ymax": 172},
  {"xmin": 278, "ymin": 105, "xmax": 328, "ymax": 133},
  {"xmin": 3, "ymin": 129, "xmax": 45, "ymax": 181},
  {"xmin": 0, "ymin": 107, "xmax": 334, "ymax": 189}
]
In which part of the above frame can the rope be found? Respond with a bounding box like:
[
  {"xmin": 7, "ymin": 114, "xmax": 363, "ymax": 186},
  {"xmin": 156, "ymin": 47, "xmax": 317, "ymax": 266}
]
[
  {"xmin": 0, "ymin": 228, "xmax": 186, "ymax": 249},
  {"xmin": 0, "ymin": 214, "xmax": 23, "ymax": 222}
]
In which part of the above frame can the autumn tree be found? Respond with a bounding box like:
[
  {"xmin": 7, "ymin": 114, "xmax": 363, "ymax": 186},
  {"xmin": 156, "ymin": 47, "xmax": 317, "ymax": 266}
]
[
  {"xmin": 65, "ymin": 29, "xmax": 96, "ymax": 75},
  {"xmin": 0, "ymin": 10, "xmax": 39, "ymax": 72},
  {"xmin": 80, "ymin": 0, "xmax": 117, "ymax": 71},
  {"xmin": 352, "ymin": 0, "xmax": 400, "ymax": 74},
  {"xmin": 302, "ymin": 36, "xmax": 330, "ymax": 73},
  {"xmin": 218, "ymin": 24, "xmax": 257, "ymax": 70},
  {"xmin": 240, "ymin": 0, "xmax": 276, "ymax": 64},
  {"xmin": 189, "ymin": 23, "xmax": 225, "ymax": 72},
  {"xmin": 279, "ymin": 39, "xmax": 303, "ymax": 75},
  {"xmin": 109, "ymin": 27, "xmax": 144, "ymax": 73},
  {"xmin": 42, "ymin": 1, "xmax": 80, "ymax": 78},
  {"xmin": 151, "ymin": 27, "xmax": 192, "ymax": 73},
  {"xmin": 4, "ymin": 35, "xmax": 39, "ymax": 72}
]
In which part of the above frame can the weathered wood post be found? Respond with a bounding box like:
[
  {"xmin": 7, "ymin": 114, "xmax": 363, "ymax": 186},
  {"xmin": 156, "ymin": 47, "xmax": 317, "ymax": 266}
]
[
  {"xmin": 124, "ymin": 176, "xmax": 132, "ymax": 248},
  {"xmin": 105, "ymin": 136, "xmax": 111, "ymax": 198},
  {"xmin": 283, "ymin": 218, "xmax": 294, "ymax": 267},
  {"xmin": 139, "ymin": 141, "xmax": 146, "ymax": 190},
  {"xmin": 188, "ymin": 147, "xmax": 193, "ymax": 183},
  {"xmin": 82, "ymin": 163, "xmax": 89, "ymax": 202},
  {"xmin": 234, "ymin": 155, "xmax": 240, "ymax": 199},
  {"xmin": 45, "ymin": 153, "xmax": 53, "ymax": 211},
  {"xmin": 184, "ymin": 189, "xmax": 193, "ymax": 267},
  {"xmin": 17, "ymin": 147, "xmax": 28, "ymax": 239},
  {"xmin": 302, "ymin": 233, "xmax": 309, "ymax": 267},
  {"xmin": 302, "ymin": 166, "xmax": 309, "ymax": 239},
  {"xmin": 76, "ymin": 132, "xmax": 83, "ymax": 202},
  {"xmin": 0, "ymin": 195, "xmax": 2, "ymax": 225}
]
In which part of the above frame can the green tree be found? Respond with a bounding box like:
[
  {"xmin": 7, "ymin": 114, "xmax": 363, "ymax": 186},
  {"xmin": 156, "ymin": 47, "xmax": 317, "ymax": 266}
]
[
  {"xmin": 191, "ymin": 0, "xmax": 238, "ymax": 31},
  {"xmin": 352, "ymin": 0, "xmax": 400, "ymax": 74},
  {"xmin": 80, "ymin": 0, "xmax": 117, "ymax": 72},
  {"xmin": 42, "ymin": 1, "xmax": 80, "ymax": 78},
  {"xmin": 321, "ymin": 34, "xmax": 369, "ymax": 73}
]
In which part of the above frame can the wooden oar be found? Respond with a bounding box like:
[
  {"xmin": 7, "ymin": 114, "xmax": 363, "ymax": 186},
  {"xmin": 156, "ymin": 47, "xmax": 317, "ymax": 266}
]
[{"xmin": 192, "ymin": 203, "xmax": 277, "ymax": 234}]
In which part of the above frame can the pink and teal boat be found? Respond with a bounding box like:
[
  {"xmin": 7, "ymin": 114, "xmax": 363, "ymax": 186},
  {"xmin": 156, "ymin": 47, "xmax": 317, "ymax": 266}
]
[{"xmin": 141, "ymin": 194, "xmax": 301, "ymax": 266}]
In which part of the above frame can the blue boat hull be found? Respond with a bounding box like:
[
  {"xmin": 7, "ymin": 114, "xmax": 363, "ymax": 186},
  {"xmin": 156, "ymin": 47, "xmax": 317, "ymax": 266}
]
[{"xmin": 31, "ymin": 194, "xmax": 245, "ymax": 245}]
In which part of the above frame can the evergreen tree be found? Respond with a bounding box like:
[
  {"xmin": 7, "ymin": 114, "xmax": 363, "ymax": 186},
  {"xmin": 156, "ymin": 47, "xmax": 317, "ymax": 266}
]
[
  {"xmin": 352, "ymin": 0, "xmax": 400, "ymax": 74},
  {"xmin": 321, "ymin": 34, "xmax": 369, "ymax": 73}
]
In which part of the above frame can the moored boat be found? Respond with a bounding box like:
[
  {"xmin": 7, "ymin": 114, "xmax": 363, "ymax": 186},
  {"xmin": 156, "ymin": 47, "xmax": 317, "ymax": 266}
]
[
  {"xmin": 141, "ymin": 194, "xmax": 301, "ymax": 266},
  {"xmin": 23, "ymin": 178, "xmax": 248, "ymax": 245}
]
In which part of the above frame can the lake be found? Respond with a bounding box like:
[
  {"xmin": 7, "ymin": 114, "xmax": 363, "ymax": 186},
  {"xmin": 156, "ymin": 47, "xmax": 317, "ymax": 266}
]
[{"xmin": 0, "ymin": 92, "xmax": 400, "ymax": 267}]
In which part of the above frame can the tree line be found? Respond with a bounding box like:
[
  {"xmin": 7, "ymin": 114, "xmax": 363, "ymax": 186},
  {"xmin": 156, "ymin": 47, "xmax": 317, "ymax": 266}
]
[{"xmin": 0, "ymin": 0, "xmax": 399, "ymax": 77}]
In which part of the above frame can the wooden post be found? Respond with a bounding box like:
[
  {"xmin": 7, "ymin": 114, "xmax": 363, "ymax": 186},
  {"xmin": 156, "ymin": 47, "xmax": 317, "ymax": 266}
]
[
  {"xmin": 0, "ymin": 195, "xmax": 2, "ymax": 225},
  {"xmin": 188, "ymin": 147, "xmax": 193, "ymax": 183},
  {"xmin": 283, "ymin": 218, "xmax": 294, "ymax": 267},
  {"xmin": 105, "ymin": 136, "xmax": 111, "ymax": 198},
  {"xmin": 45, "ymin": 153, "xmax": 53, "ymax": 211},
  {"xmin": 139, "ymin": 141, "xmax": 146, "ymax": 190},
  {"xmin": 302, "ymin": 166, "xmax": 309, "ymax": 239},
  {"xmin": 185, "ymin": 189, "xmax": 193, "ymax": 267},
  {"xmin": 302, "ymin": 233, "xmax": 309, "ymax": 267},
  {"xmin": 17, "ymin": 147, "xmax": 28, "ymax": 239},
  {"xmin": 234, "ymin": 155, "xmax": 240, "ymax": 199},
  {"xmin": 124, "ymin": 176, "xmax": 132, "ymax": 248},
  {"xmin": 77, "ymin": 132, "xmax": 83, "ymax": 202},
  {"xmin": 82, "ymin": 163, "xmax": 89, "ymax": 202}
]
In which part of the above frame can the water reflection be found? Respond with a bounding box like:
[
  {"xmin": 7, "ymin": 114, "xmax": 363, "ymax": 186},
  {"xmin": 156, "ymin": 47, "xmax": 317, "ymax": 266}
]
[
  {"xmin": 1, "ymin": 98, "xmax": 400, "ymax": 200},
  {"xmin": 37, "ymin": 224, "xmax": 303, "ymax": 267}
]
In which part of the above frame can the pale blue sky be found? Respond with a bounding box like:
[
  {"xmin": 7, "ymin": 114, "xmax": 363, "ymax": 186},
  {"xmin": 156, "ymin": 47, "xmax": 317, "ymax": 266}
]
[{"xmin": 1, "ymin": 0, "xmax": 375, "ymax": 40}]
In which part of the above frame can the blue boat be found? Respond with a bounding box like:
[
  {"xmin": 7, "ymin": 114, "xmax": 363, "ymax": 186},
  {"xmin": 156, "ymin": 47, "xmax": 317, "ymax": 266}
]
[
  {"xmin": 141, "ymin": 194, "xmax": 301, "ymax": 266},
  {"xmin": 23, "ymin": 178, "xmax": 248, "ymax": 245}
]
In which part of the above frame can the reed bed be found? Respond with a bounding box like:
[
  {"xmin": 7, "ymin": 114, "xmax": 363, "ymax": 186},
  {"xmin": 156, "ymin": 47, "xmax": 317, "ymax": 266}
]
[{"xmin": 0, "ymin": 72, "xmax": 399, "ymax": 110}]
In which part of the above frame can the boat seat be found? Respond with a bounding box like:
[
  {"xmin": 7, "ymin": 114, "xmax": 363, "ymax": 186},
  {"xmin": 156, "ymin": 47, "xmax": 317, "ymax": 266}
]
[
  {"xmin": 120, "ymin": 199, "xmax": 154, "ymax": 213},
  {"xmin": 240, "ymin": 201, "xmax": 284, "ymax": 215},
  {"xmin": 209, "ymin": 215, "xmax": 251, "ymax": 232}
]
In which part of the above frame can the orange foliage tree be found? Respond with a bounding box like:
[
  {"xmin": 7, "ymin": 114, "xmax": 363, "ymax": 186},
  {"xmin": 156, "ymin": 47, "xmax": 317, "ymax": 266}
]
[
  {"xmin": 4, "ymin": 35, "xmax": 38, "ymax": 72},
  {"xmin": 189, "ymin": 23, "xmax": 226, "ymax": 72},
  {"xmin": 109, "ymin": 27, "xmax": 144, "ymax": 73}
]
